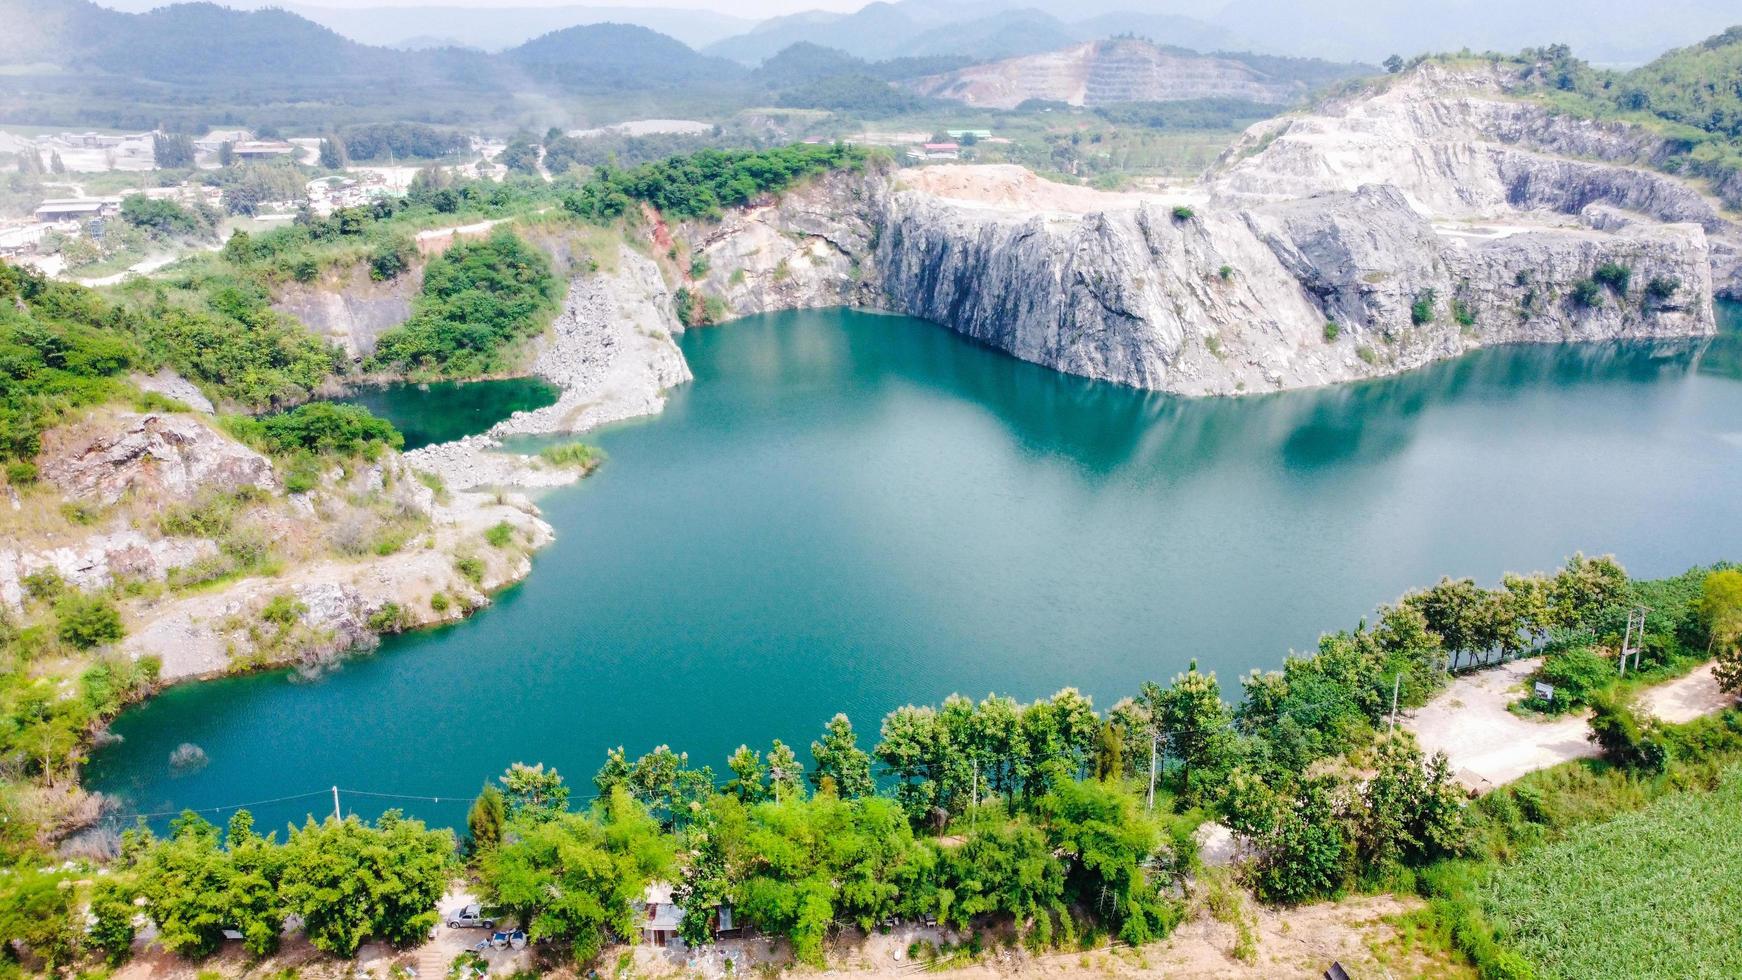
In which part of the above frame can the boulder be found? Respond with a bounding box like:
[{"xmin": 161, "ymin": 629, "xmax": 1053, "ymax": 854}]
[{"xmin": 37, "ymin": 412, "xmax": 277, "ymax": 505}]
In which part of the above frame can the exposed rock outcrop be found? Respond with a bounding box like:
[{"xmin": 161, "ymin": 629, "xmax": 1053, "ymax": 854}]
[
  {"xmin": 129, "ymin": 370, "xmax": 214, "ymax": 413},
  {"xmin": 0, "ymin": 532, "xmax": 215, "ymax": 612},
  {"xmin": 685, "ymin": 62, "xmax": 1734, "ymax": 395},
  {"xmin": 271, "ymin": 261, "xmax": 421, "ymax": 359},
  {"xmin": 681, "ymin": 168, "xmax": 884, "ymax": 315},
  {"xmin": 37, "ymin": 412, "xmax": 276, "ymax": 504},
  {"xmin": 489, "ymin": 246, "xmax": 692, "ymax": 437},
  {"xmin": 908, "ymin": 39, "xmax": 1309, "ymax": 110}
]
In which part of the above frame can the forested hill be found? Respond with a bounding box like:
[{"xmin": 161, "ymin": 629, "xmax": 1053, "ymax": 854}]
[
  {"xmin": 0, "ymin": 0, "xmax": 743, "ymax": 129},
  {"xmin": 506, "ymin": 23, "xmax": 744, "ymax": 89}
]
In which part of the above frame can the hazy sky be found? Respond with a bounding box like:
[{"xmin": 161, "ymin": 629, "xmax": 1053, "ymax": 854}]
[{"xmin": 102, "ymin": 0, "xmax": 872, "ymax": 14}]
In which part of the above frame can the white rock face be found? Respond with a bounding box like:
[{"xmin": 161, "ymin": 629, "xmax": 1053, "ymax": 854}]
[
  {"xmin": 129, "ymin": 370, "xmax": 215, "ymax": 414},
  {"xmin": 0, "ymin": 532, "xmax": 215, "ymax": 612},
  {"xmin": 37, "ymin": 412, "xmax": 277, "ymax": 504},
  {"xmin": 680, "ymin": 62, "xmax": 1734, "ymax": 396},
  {"xmin": 402, "ymin": 435, "xmax": 584, "ymax": 493},
  {"xmin": 490, "ymin": 246, "xmax": 693, "ymax": 437}
]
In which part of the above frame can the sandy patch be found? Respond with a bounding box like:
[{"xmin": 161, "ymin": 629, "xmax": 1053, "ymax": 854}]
[{"xmin": 896, "ymin": 164, "xmax": 1203, "ymax": 215}]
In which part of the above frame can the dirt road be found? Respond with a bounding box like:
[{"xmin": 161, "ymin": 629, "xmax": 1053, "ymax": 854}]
[{"xmin": 1408, "ymin": 657, "xmax": 1733, "ymax": 790}]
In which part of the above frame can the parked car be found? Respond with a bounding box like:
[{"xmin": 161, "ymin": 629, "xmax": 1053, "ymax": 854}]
[
  {"xmin": 447, "ymin": 903, "xmax": 495, "ymax": 929},
  {"xmin": 489, "ymin": 930, "xmax": 527, "ymax": 949}
]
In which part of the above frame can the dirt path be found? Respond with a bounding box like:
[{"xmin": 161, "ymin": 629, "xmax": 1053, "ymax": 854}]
[{"xmin": 1408, "ymin": 657, "xmax": 1734, "ymax": 790}]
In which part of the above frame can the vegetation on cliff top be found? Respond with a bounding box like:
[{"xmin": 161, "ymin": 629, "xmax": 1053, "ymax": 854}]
[{"xmin": 561, "ymin": 142, "xmax": 868, "ymax": 222}]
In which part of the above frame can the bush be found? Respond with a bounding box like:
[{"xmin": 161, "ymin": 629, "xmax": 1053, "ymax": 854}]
[
  {"xmin": 1644, "ymin": 275, "xmax": 1680, "ymax": 303},
  {"xmin": 538, "ymin": 442, "xmax": 603, "ymax": 471},
  {"xmin": 55, "ymin": 592, "xmax": 125, "ymax": 649},
  {"xmin": 1570, "ymin": 279, "xmax": 1603, "ymax": 308},
  {"xmin": 1411, "ymin": 288, "xmax": 1437, "ymax": 325},
  {"xmin": 1172, "ymin": 205, "xmax": 1195, "ymax": 221},
  {"xmin": 455, "ymin": 555, "xmax": 485, "ymax": 584},
  {"xmin": 1323, "ymin": 321, "xmax": 1340, "ymax": 342},
  {"xmin": 1587, "ymin": 691, "xmax": 1668, "ymax": 772},
  {"xmin": 1531, "ymin": 645, "xmax": 1614, "ymax": 711},
  {"xmin": 1217, "ymin": 264, "xmax": 1234, "ymax": 282},
  {"xmin": 230, "ymin": 402, "xmax": 403, "ymax": 458},
  {"xmin": 1592, "ymin": 262, "xmax": 1631, "ymax": 295},
  {"xmin": 485, "ymin": 521, "xmax": 515, "ymax": 548},
  {"xmin": 1451, "ymin": 299, "xmax": 1476, "ymax": 328}
]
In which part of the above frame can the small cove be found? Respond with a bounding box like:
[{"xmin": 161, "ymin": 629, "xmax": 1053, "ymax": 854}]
[{"xmin": 87, "ymin": 304, "xmax": 1742, "ymax": 830}]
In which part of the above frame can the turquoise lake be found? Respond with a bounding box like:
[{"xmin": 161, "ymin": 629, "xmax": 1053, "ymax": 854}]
[{"xmin": 87, "ymin": 304, "xmax": 1742, "ymax": 829}]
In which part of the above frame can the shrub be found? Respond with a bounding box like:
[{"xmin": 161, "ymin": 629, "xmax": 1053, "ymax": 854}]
[
  {"xmin": 1644, "ymin": 275, "xmax": 1680, "ymax": 303},
  {"xmin": 230, "ymin": 402, "xmax": 403, "ymax": 459},
  {"xmin": 5, "ymin": 461, "xmax": 38, "ymax": 485},
  {"xmin": 485, "ymin": 521, "xmax": 515, "ymax": 548},
  {"xmin": 1356, "ymin": 345, "xmax": 1379, "ymax": 365},
  {"xmin": 430, "ymin": 592, "xmax": 450, "ymax": 613},
  {"xmin": 455, "ymin": 555, "xmax": 485, "ymax": 584},
  {"xmin": 539, "ymin": 442, "xmax": 603, "ymax": 471},
  {"xmin": 367, "ymin": 603, "xmax": 408, "ymax": 634},
  {"xmin": 1570, "ymin": 278, "xmax": 1603, "ymax": 308},
  {"xmin": 1410, "ymin": 288, "xmax": 1437, "ymax": 325},
  {"xmin": 1217, "ymin": 264, "xmax": 1234, "ymax": 282},
  {"xmin": 1587, "ymin": 691, "xmax": 1668, "ymax": 772},
  {"xmin": 1451, "ymin": 299, "xmax": 1476, "ymax": 328},
  {"xmin": 55, "ymin": 592, "xmax": 125, "ymax": 649},
  {"xmin": 1171, "ymin": 205, "xmax": 1195, "ymax": 221},
  {"xmin": 1592, "ymin": 262, "xmax": 1631, "ymax": 295},
  {"xmin": 60, "ymin": 500, "xmax": 102, "ymax": 525},
  {"xmin": 1323, "ymin": 321, "xmax": 1340, "ymax": 342}
]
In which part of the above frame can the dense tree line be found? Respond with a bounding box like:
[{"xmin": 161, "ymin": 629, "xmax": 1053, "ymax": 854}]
[
  {"xmin": 562, "ymin": 143, "xmax": 868, "ymax": 223},
  {"xmin": 2, "ymin": 552, "xmax": 1735, "ymax": 972},
  {"xmin": 339, "ymin": 123, "xmax": 471, "ymax": 162}
]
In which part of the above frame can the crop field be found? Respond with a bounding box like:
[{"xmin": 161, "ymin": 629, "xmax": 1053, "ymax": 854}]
[{"xmin": 1478, "ymin": 765, "xmax": 1742, "ymax": 979}]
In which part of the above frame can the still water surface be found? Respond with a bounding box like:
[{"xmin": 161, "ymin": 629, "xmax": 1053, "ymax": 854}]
[
  {"xmin": 332, "ymin": 377, "xmax": 558, "ymax": 450},
  {"xmin": 87, "ymin": 305, "xmax": 1742, "ymax": 829}
]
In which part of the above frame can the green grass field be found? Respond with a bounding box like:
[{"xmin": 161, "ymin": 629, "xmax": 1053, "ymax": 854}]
[{"xmin": 1478, "ymin": 765, "xmax": 1742, "ymax": 979}]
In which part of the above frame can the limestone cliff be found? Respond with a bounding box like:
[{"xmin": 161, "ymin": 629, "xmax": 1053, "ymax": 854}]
[{"xmin": 685, "ymin": 62, "xmax": 1735, "ymax": 396}]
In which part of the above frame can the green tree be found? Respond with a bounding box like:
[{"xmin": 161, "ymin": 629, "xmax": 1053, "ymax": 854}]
[
  {"xmin": 153, "ymin": 133, "xmax": 195, "ymax": 168},
  {"xmin": 318, "ymin": 135, "xmax": 348, "ymax": 170},
  {"xmin": 87, "ymin": 875, "xmax": 139, "ymax": 965},
  {"xmin": 134, "ymin": 813, "xmax": 233, "ymax": 958},
  {"xmin": 497, "ymin": 762, "xmax": 570, "ymax": 822},
  {"xmin": 810, "ymin": 713, "xmax": 875, "ymax": 799},
  {"xmin": 1038, "ymin": 779, "xmax": 1178, "ymax": 944},
  {"xmin": 0, "ymin": 866, "xmax": 78, "ymax": 971},
  {"xmin": 1700, "ymin": 569, "xmax": 1742, "ymax": 692},
  {"xmin": 1587, "ymin": 691, "xmax": 1669, "ymax": 773},
  {"xmin": 466, "ymin": 783, "xmax": 506, "ymax": 853},
  {"xmin": 766, "ymin": 739, "xmax": 804, "ymax": 802},
  {"xmin": 1147, "ymin": 662, "xmax": 1233, "ymax": 793},
  {"xmin": 55, "ymin": 591, "xmax": 124, "ymax": 649},
  {"xmin": 482, "ymin": 788, "xmax": 674, "ymax": 965},
  {"xmin": 278, "ymin": 811, "xmax": 454, "ymax": 956},
  {"xmin": 726, "ymin": 744, "xmax": 768, "ymax": 802}
]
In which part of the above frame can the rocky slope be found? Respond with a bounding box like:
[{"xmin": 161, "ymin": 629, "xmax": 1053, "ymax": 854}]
[
  {"xmin": 908, "ymin": 39, "xmax": 1306, "ymax": 110},
  {"xmin": 682, "ymin": 62, "xmax": 1736, "ymax": 395},
  {"xmin": 3, "ymin": 405, "xmax": 560, "ymax": 682}
]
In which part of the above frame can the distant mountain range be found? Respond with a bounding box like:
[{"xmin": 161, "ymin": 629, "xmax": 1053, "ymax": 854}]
[
  {"xmin": 906, "ymin": 38, "xmax": 1357, "ymax": 110},
  {"xmin": 701, "ymin": 0, "xmax": 1742, "ymax": 67}
]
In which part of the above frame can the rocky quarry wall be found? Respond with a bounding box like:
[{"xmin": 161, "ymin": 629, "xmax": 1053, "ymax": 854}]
[{"xmin": 680, "ymin": 63, "xmax": 1738, "ymax": 396}]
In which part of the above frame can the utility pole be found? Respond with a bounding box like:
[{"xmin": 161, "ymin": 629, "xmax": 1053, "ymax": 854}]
[
  {"xmin": 1389, "ymin": 673, "xmax": 1402, "ymax": 733},
  {"xmin": 1146, "ymin": 731, "xmax": 1158, "ymax": 810},
  {"xmin": 1619, "ymin": 607, "xmax": 1649, "ymax": 675},
  {"xmin": 331, "ymin": 785, "xmax": 341, "ymax": 822}
]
